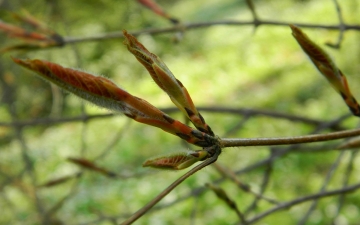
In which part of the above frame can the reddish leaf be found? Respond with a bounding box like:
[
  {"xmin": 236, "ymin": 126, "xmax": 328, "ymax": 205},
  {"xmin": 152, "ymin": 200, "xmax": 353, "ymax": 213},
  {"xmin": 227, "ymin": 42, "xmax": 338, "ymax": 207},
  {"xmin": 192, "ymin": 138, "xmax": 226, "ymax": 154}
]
[
  {"xmin": 143, "ymin": 150, "xmax": 209, "ymax": 170},
  {"xmin": 0, "ymin": 42, "xmax": 59, "ymax": 53},
  {"xmin": 12, "ymin": 58, "xmax": 213, "ymax": 147},
  {"xmin": 137, "ymin": 0, "xmax": 178, "ymax": 23},
  {"xmin": 67, "ymin": 157, "xmax": 116, "ymax": 177},
  {"xmin": 0, "ymin": 12, "xmax": 63, "ymax": 52},
  {"xmin": 0, "ymin": 20, "xmax": 48, "ymax": 41},
  {"xmin": 290, "ymin": 24, "xmax": 360, "ymax": 116},
  {"xmin": 123, "ymin": 30, "xmax": 214, "ymax": 135}
]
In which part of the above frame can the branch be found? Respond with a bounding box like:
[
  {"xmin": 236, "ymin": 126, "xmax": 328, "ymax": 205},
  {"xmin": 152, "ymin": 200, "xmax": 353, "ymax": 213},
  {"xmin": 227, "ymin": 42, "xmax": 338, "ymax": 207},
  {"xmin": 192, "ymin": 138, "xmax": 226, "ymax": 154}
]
[
  {"xmin": 128, "ymin": 116, "xmax": 351, "ymax": 217},
  {"xmin": 332, "ymin": 150, "xmax": 358, "ymax": 222},
  {"xmin": 326, "ymin": 0, "xmax": 345, "ymax": 48},
  {"xmin": 242, "ymin": 182, "xmax": 360, "ymax": 225},
  {"xmin": 0, "ymin": 107, "xmax": 347, "ymax": 131},
  {"xmin": 45, "ymin": 20, "xmax": 360, "ymax": 46},
  {"xmin": 213, "ymin": 163, "xmax": 278, "ymax": 205},
  {"xmin": 0, "ymin": 113, "xmax": 115, "ymax": 127},
  {"xmin": 220, "ymin": 128, "xmax": 360, "ymax": 148},
  {"xmin": 297, "ymin": 151, "xmax": 345, "ymax": 225}
]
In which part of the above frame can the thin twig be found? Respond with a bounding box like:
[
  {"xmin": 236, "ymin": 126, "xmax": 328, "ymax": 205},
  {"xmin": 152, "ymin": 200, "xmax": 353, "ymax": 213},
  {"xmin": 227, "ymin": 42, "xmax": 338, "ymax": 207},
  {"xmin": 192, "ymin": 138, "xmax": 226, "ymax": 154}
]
[
  {"xmin": 9, "ymin": 19, "xmax": 358, "ymax": 51},
  {"xmin": 62, "ymin": 20, "xmax": 360, "ymax": 45},
  {"xmin": 141, "ymin": 116, "xmax": 349, "ymax": 218},
  {"xmin": 244, "ymin": 164, "xmax": 274, "ymax": 215},
  {"xmin": 120, "ymin": 153, "xmax": 219, "ymax": 225},
  {"xmin": 0, "ymin": 113, "xmax": 115, "ymax": 127},
  {"xmin": 213, "ymin": 163, "xmax": 278, "ymax": 205},
  {"xmin": 297, "ymin": 151, "xmax": 345, "ymax": 225},
  {"xmin": 245, "ymin": 0, "xmax": 259, "ymax": 30},
  {"xmin": 332, "ymin": 150, "xmax": 358, "ymax": 223},
  {"xmin": 241, "ymin": 182, "xmax": 360, "ymax": 225},
  {"xmin": 0, "ymin": 107, "xmax": 347, "ymax": 131},
  {"xmin": 222, "ymin": 113, "xmax": 251, "ymax": 137},
  {"xmin": 93, "ymin": 120, "xmax": 131, "ymax": 161},
  {"xmin": 189, "ymin": 194, "xmax": 200, "ymax": 225},
  {"xmin": 1, "ymin": 64, "xmax": 46, "ymax": 224},
  {"xmin": 325, "ymin": 0, "xmax": 345, "ymax": 48},
  {"xmin": 44, "ymin": 175, "xmax": 81, "ymax": 220}
]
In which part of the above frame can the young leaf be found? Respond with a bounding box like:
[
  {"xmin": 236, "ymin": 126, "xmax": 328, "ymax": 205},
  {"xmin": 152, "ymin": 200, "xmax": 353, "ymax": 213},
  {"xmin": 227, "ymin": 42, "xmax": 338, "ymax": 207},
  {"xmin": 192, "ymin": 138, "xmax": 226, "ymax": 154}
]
[
  {"xmin": 123, "ymin": 30, "xmax": 214, "ymax": 135},
  {"xmin": 0, "ymin": 17, "xmax": 63, "ymax": 52},
  {"xmin": 12, "ymin": 58, "xmax": 213, "ymax": 147},
  {"xmin": 67, "ymin": 157, "xmax": 116, "ymax": 178},
  {"xmin": 38, "ymin": 175, "xmax": 75, "ymax": 188},
  {"xmin": 137, "ymin": 0, "xmax": 179, "ymax": 24},
  {"xmin": 290, "ymin": 24, "xmax": 360, "ymax": 116},
  {"xmin": 0, "ymin": 20, "xmax": 48, "ymax": 41},
  {"xmin": 143, "ymin": 149, "xmax": 209, "ymax": 170}
]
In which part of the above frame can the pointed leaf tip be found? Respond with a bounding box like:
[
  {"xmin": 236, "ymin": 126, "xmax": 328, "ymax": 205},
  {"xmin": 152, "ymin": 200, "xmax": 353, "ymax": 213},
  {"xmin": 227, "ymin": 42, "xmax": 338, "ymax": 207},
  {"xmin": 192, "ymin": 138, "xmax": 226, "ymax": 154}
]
[
  {"xmin": 123, "ymin": 31, "xmax": 214, "ymax": 135},
  {"xmin": 143, "ymin": 150, "xmax": 209, "ymax": 170},
  {"xmin": 13, "ymin": 57, "xmax": 213, "ymax": 146},
  {"xmin": 290, "ymin": 25, "xmax": 360, "ymax": 117}
]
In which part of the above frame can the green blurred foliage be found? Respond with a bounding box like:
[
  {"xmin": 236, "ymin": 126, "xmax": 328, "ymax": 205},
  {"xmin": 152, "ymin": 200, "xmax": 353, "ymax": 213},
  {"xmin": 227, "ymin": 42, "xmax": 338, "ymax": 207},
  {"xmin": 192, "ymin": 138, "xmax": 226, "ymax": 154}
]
[{"xmin": 1, "ymin": 0, "xmax": 360, "ymax": 224}]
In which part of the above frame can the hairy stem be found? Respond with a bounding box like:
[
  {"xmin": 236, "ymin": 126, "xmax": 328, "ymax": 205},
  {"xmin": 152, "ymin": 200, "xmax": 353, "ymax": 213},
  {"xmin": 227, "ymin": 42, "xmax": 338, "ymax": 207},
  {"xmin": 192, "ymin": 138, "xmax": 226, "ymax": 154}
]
[{"xmin": 220, "ymin": 128, "xmax": 360, "ymax": 148}]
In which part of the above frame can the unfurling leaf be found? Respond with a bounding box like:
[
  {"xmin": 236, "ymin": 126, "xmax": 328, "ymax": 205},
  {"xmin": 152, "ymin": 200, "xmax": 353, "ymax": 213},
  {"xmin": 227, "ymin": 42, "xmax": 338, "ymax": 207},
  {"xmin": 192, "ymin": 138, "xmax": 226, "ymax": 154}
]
[
  {"xmin": 143, "ymin": 150, "xmax": 209, "ymax": 170},
  {"xmin": 290, "ymin": 24, "xmax": 360, "ymax": 116},
  {"xmin": 0, "ymin": 43, "xmax": 59, "ymax": 53},
  {"xmin": 123, "ymin": 30, "xmax": 214, "ymax": 135},
  {"xmin": 0, "ymin": 25, "xmax": 62, "ymax": 52},
  {"xmin": 0, "ymin": 11, "xmax": 63, "ymax": 52},
  {"xmin": 137, "ymin": 0, "xmax": 179, "ymax": 24},
  {"xmin": 0, "ymin": 20, "xmax": 48, "ymax": 41},
  {"xmin": 67, "ymin": 157, "xmax": 116, "ymax": 178},
  {"xmin": 38, "ymin": 175, "xmax": 75, "ymax": 188},
  {"xmin": 12, "ymin": 58, "xmax": 213, "ymax": 147}
]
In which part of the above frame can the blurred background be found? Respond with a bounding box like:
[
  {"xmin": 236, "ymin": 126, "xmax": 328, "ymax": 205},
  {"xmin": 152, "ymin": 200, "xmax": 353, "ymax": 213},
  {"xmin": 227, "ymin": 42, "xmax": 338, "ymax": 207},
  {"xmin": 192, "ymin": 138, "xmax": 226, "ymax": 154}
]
[{"xmin": 1, "ymin": 0, "xmax": 360, "ymax": 224}]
